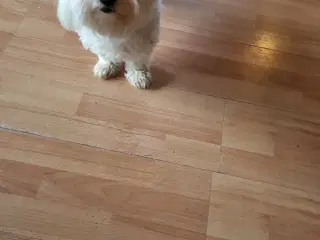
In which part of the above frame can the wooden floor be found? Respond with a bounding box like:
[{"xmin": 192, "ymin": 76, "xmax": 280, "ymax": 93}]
[{"xmin": 1, "ymin": 0, "xmax": 320, "ymax": 239}]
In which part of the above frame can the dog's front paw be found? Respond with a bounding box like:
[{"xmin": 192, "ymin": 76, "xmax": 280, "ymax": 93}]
[
  {"xmin": 125, "ymin": 69, "xmax": 152, "ymax": 89},
  {"xmin": 94, "ymin": 61, "xmax": 122, "ymax": 79}
]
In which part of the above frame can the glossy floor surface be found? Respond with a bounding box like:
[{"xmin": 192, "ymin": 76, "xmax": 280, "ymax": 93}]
[{"xmin": 0, "ymin": 0, "xmax": 320, "ymax": 239}]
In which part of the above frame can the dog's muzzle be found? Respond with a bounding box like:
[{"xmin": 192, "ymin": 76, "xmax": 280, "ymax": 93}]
[{"xmin": 100, "ymin": 0, "xmax": 117, "ymax": 13}]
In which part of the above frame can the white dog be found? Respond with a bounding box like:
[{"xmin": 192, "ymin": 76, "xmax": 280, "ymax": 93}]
[{"xmin": 57, "ymin": 0, "xmax": 161, "ymax": 89}]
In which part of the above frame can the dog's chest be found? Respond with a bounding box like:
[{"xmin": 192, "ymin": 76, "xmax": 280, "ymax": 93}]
[{"xmin": 78, "ymin": 27, "xmax": 135, "ymax": 58}]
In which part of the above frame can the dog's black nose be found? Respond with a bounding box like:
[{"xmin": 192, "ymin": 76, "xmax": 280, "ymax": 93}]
[
  {"xmin": 100, "ymin": 0, "xmax": 116, "ymax": 4},
  {"xmin": 100, "ymin": 0, "xmax": 117, "ymax": 13},
  {"xmin": 100, "ymin": 0, "xmax": 116, "ymax": 7}
]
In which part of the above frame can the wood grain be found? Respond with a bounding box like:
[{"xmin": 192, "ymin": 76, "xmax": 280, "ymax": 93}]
[
  {"xmin": 0, "ymin": 130, "xmax": 212, "ymax": 200},
  {"xmin": 1, "ymin": 0, "xmax": 320, "ymax": 239},
  {"xmin": 207, "ymin": 173, "xmax": 320, "ymax": 240},
  {"xmin": 220, "ymin": 101, "xmax": 320, "ymax": 193},
  {"xmin": 0, "ymin": 130, "xmax": 210, "ymax": 239}
]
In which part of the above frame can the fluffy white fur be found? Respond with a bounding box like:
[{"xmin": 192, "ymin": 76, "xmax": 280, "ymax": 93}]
[{"xmin": 57, "ymin": 0, "xmax": 161, "ymax": 89}]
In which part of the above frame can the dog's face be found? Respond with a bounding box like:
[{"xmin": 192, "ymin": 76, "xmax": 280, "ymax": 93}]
[
  {"xmin": 93, "ymin": 0, "xmax": 138, "ymax": 22},
  {"xmin": 71, "ymin": 0, "xmax": 140, "ymax": 35}
]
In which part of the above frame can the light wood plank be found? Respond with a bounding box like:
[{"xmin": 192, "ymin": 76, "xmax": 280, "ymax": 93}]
[
  {"xmin": 0, "ymin": 70, "xmax": 82, "ymax": 115},
  {"xmin": 207, "ymin": 173, "xmax": 320, "ymax": 240},
  {"xmin": 0, "ymin": 0, "xmax": 32, "ymax": 34},
  {"xmin": 0, "ymin": 129, "xmax": 212, "ymax": 200},
  {"xmin": 0, "ymin": 103, "xmax": 222, "ymax": 170},
  {"xmin": 77, "ymin": 93, "xmax": 223, "ymax": 144},
  {"xmin": 0, "ymin": 159, "xmax": 45, "ymax": 198},
  {"xmin": 220, "ymin": 101, "xmax": 320, "ymax": 193}
]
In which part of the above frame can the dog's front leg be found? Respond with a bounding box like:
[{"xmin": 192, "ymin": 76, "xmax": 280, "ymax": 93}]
[
  {"xmin": 94, "ymin": 56, "xmax": 122, "ymax": 79},
  {"xmin": 57, "ymin": 0, "xmax": 75, "ymax": 31},
  {"xmin": 125, "ymin": 60, "xmax": 152, "ymax": 89}
]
